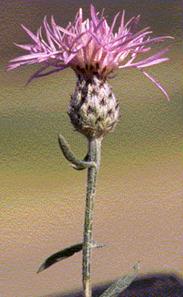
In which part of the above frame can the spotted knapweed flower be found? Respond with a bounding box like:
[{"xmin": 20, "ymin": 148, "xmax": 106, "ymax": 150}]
[{"xmin": 8, "ymin": 5, "xmax": 172, "ymax": 138}]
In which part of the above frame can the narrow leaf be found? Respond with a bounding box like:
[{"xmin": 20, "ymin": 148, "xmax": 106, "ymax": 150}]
[
  {"xmin": 58, "ymin": 134, "xmax": 96, "ymax": 170},
  {"xmin": 72, "ymin": 153, "xmax": 90, "ymax": 170},
  {"xmin": 37, "ymin": 242, "xmax": 83, "ymax": 273},
  {"xmin": 37, "ymin": 241, "xmax": 104, "ymax": 273},
  {"xmin": 99, "ymin": 262, "xmax": 140, "ymax": 297}
]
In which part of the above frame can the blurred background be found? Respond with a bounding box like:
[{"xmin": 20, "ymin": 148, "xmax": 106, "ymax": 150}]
[{"xmin": 0, "ymin": 1, "xmax": 182, "ymax": 297}]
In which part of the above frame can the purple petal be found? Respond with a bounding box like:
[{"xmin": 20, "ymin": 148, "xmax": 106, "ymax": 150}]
[
  {"xmin": 126, "ymin": 48, "xmax": 170, "ymax": 68},
  {"xmin": 136, "ymin": 57, "xmax": 169, "ymax": 68},
  {"xmin": 109, "ymin": 12, "xmax": 120, "ymax": 35},
  {"xmin": 21, "ymin": 24, "xmax": 39, "ymax": 43},
  {"xmin": 90, "ymin": 4, "xmax": 99, "ymax": 27},
  {"xmin": 43, "ymin": 16, "xmax": 56, "ymax": 49},
  {"xmin": 125, "ymin": 15, "xmax": 140, "ymax": 30},
  {"xmin": 9, "ymin": 52, "xmax": 49, "ymax": 63},
  {"xmin": 14, "ymin": 43, "xmax": 33, "ymax": 51},
  {"xmin": 57, "ymin": 25, "xmax": 76, "ymax": 37},
  {"xmin": 120, "ymin": 10, "xmax": 125, "ymax": 30},
  {"xmin": 124, "ymin": 36, "xmax": 173, "ymax": 51},
  {"xmin": 141, "ymin": 70, "xmax": 170, "ymax": 100},
  {"xmin": 33, "ymin": 66, "xmax": 67, "ymax": 77},
  {"xmin": 64, "ymin": 52, "xmax": 77, "ymax": 64},
  {"xmin": 26, "ymin": 65, "xmax": 49, "ymax": 85},
  {"xmin": 110, "ymin": 28, "xmax": 151, "ymax": 51},
  {"xmin": 26, "ymin": 65, "xmax": 67, "ymax": 84}
]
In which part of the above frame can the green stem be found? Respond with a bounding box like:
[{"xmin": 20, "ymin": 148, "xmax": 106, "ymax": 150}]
[{"xmin": 82, "ymin": 138, "xmax": 102, "ymax": 297}]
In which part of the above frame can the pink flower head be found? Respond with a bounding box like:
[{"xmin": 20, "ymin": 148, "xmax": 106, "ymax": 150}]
[{"xmin": 8, "ymin": 4, "xmax": 173, "ymax": 99}]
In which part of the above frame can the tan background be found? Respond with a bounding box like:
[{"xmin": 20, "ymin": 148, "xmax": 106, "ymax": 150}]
[{"xmin": 0, "ymin": 1, "xmax": 183, "ymax": 297}]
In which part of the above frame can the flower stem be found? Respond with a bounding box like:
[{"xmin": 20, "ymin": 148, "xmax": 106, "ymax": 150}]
[{"xmin": 82, "ymin": 138, "xmax": 102, "ymax": 297}]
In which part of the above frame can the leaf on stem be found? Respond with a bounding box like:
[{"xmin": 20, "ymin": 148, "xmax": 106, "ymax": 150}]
[
  {"xmin": 37, "ymin": 240, "xmax": 104, "ymax": 273},
  {"xmin": 37, "ymin": 242, "xmax": 83, "ymax": 273},
  {"xmin": 58, "ymin": 134, "xmax": 96, "ymax": 170},
  {"xmin": 99, "ymin": 262, "xmax": 140, "ymax": 297},
  {"xmin": 72, "ymin": 153, "xmax": 90, "ymax": 170}
]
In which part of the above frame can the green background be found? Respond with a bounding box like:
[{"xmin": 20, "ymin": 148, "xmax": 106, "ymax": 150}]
[{"xmin": 1, "ymin": 1, "xmax": 182, "ymax": 297}]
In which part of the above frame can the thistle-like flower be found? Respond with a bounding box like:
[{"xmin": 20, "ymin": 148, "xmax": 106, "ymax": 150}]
[
  {"xmin": 7, "ymin": 7, "xmax": 174, "ymax": 296},
  {"xmin": 8, "ymin": 5, "xmax": 172, "ymax": 138}
]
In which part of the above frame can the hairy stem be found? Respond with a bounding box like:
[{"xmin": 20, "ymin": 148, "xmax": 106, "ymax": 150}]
[{"xmin": 82, "ymin": 138, "xmax": 102, "ymax": 297}]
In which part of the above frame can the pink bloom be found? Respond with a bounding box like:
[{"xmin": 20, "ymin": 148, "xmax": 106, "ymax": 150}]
[{"xmin": 8, "ymin": 4, "xmax": 173, "ymax": 99}]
